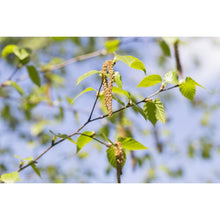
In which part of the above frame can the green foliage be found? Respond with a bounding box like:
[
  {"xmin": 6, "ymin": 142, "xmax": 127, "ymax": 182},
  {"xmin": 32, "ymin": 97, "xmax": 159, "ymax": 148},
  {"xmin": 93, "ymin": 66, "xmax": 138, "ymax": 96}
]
[
  {"xmin": 114, "ymin": 71, "xmax": 123, "ymax": 89},
  {"xmin": 0, "ymin": 171, "xmax": 20, "ymax": 183},
  {"xmin": 76, "ymin": 131, "xmax": 95, "ymax": 153},
  {"xmin": 27, "ymin": 65, "xmax": 41, "ymax": 87},
  {"xmin": 71, "ymin": 87, "xmax": 96, "ymax": 105},
  {"xmin": 179, "ymin": 77, "xmax": 205, "ymax": 100},
  {"xmin": 2, "ymin": 44, "xmax": 19, "ymax": 57},
  {"xmin": 159, "ymin": 40, "xmax": 171, "ymax": 57},
  {"xmin": 115, "ymin": 54, "xmax": 146, "ymax": 74},
  {"xmin": 112, "ymin": 86, "xmax": 130, "ymax": 99},
  {"xmin": 2, "ymin": 44, "xmax": 32, "ymax": 65},
  {"xmin": 154, "ymin": 98, "xmax": 166, "ymax": 124},
  {"xmin": 143, "ymin": 99, "xmax": 165, "ymax": 125},
  {"xmin": 105, "ymin": 39, "xmax": 120, "ymax": 53},
  {"xmin": 3, "ymin": 80, "xmax": 24, "ymax": 95},
  {"xmin": 31, "ymin": 163, "xmax": 41, "ymax": 177},
  {"xmin": 137, "ymin": 74, "xmax": 162, "ymax": 87},
  {"xmin": 132, "ymin": 102, "xmax": 147, "ymax": 120},
  {"xmin": 117, "ymin": 137, "xmax": 148, "ymax": 150},
  {"xmin": 77, "ymin": 70, "xmax": 101, "ymax": 85},
  {"xmin": 162, "ymin": 37, "xmax": 179, "ymax": 45},
  {"xmin": 49, "ymin": 130, "xmax": 76, "ymax": 144},
  {"xmin": 143, "ymin": 101, "xmax": 157, "ymax": 125},
  {"xmin": 13, "ymin": 47, "xmax": 31, "ymax": 65},
  {"xmin": 163, "ymin": 71, "xmax": 179, "ymax": 85},
  {"xmin": 106, "ymin": 146, "xmax": 126, "ymax": 168}
]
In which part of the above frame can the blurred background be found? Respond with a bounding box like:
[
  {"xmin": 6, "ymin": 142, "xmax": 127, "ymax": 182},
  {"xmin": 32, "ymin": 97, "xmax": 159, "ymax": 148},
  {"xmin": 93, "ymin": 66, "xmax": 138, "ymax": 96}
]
[{"xmin": 0, "ymin": 37, "xmax": 220, "ymax": 183}]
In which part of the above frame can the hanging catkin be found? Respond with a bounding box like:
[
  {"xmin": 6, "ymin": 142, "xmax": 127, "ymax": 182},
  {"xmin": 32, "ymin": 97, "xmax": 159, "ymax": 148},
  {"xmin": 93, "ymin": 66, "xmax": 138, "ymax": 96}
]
[
  {"xmin": 114, "ymin": 141, "xmax": 124, "ymax": 183},
  {"xmin": 101, "ymin": 60, "xmax": 114, "ymax": 116}
]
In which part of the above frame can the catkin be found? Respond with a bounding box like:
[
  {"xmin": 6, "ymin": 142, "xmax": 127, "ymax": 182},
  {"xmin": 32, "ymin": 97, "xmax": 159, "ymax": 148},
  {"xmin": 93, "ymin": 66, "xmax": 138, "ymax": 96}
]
[
  {"xmin": 114, "ymin": 141, "xmax": 124, "ymax": 180},
  {"xmin": 101, "ymin": 60, "xmax": 114, "ymax": 116}
]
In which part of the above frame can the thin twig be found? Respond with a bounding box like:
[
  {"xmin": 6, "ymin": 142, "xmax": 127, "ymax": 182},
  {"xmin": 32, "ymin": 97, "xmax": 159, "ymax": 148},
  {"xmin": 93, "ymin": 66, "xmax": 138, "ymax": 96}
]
[
  {"xmin": 174, "ymin": 42, "xmax": 183, "ymax": 79},
  {"xmin": 40, "ymin": 49, "xmax": 107, "ymax": 72},
  {"xmin": 17, "ymin": 84, "xmax": 179, "ymax": 173},
  {"xmin": 88, "ymin": 81, "xmax": 103, "ymax": 121}
]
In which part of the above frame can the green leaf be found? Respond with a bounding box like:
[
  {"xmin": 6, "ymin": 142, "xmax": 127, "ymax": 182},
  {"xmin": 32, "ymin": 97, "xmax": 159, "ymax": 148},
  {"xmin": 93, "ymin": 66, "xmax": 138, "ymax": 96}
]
[
  {"xmin": 106, "ymin": 146, "xmax": 126, "ymax": 168},
  {"xmin": 0, "ymin": 171, "xmax": 20, "ymax": 183},
  {"xmin": 190, "ymin": 78, "xmax": 206, "ymax": 89},
  {"xmin": 115, "ymin": 54, "xmax": 146, "ymax": 74},
  {"xmin": 162, "ymin": 37, "xmax": 179, "ymax": 45},
  {"xmin": 137, "ymin": 74, "xmax": 162, "ymax": 87},
  {"xmin": 3, "ymin": 80, "xmax": 24, "ymax": 95},
  {"xmin": 179, "ymin": 77, "xmax": 196, "ymax": 100},
  {"xmin": 159, "ymin": 40, "xmax": 171, "ymax": 57},
  {"xmin": 112, "ymin": 95, "xmax": 125, "ymax": 106},
  {"xmin": 132, "ymin": 102, "xmax": 147, "ymax": 120},
  {"xmin": 114, "ymin": 71, "xmax": 123, "ymax": 89},
  {"xmin": 154, "ymin": 98, "xmax": 166, "ymax": 124},
  {"xmin": 105, "ymin": 39, "xmax": 120, "ymax": 53},
  {"xmin": 143, "ymin": 101, "xmax": 157, "ymax": 126},
  {"xmin": 14, "ymin": 154, "xmax": 33, "ymax": 161},
  {"xmin": 112, "ymin": 86, "xmax": 130, "ymax": 98},
  {"xmin": 163, "ymin": 71, "xmax": 179, "ymax": 84},
  {"xmin": 2, "ymin": 45, "xmax": 19, "ymax": 57},
  {"xmin": 118, "ymin": 137, "xmax": 148, "ymax": 150},
  {"xmin": 77, "ymin": 70, "xmax": 101, "ymax": 85},
  {"xmin": 100, "ymin": 133, "xmax": 114, "ymax": 145},
  {"xmin": 31, "ymin": 163, "xmax": 41, "ymax": 177},
  {"xmin": 71, "ymin": 87, "xmax": 96, "ymax": 105},
  {"xmin": 13, "ymin": 47, "xmax": 30, "ymax": 61},
  {"xmin": 27, "ymin": 65, "xmax": 41, "ymax": 87},
  {"xmin": 76, "ymin": 131, "xmax": 95, "ymax": 153},
  {"xmin": 49, "ymin": 130, "xmax": 76, "ymax": 144}
]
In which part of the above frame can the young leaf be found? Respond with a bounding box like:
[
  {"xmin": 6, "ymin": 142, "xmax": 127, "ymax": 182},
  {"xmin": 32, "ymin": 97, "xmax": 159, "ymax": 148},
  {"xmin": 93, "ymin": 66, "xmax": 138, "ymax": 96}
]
[
  {"xmin": 112, "ymin": 86, "xmax": 130, "ymax": 98},
  {"xmin": 49, "ymin": 130, "xmax": 76, "ymax": 144},
  {"xmin": 163, "ymin": 71, "xmax": 179, "ymax": 85},
  {"xmin": 77, "ymin": 70, "xmax": 101, "ymax": 85},
  {"xmin": 112, "ymin": 95, "xmax": 125, "ymax": 106},
  {"xmin": 14, "ymin": 154, "xmax": 33, "ymax": 161},
  {"xmin": 117, "ymin": 137, "xmax": 148, "ymax": 150},
  {"xmin": 115, "ymin": 54, "xmax": 146, "ymax": 74},
  {"xmin": 71, "ymin": 87, "xmax": 96, "ymax": 105},
  {"xmin": 105, "ymin": 39, "xmax": 120, "ymax": 53},
  {"xmin": 143, "ymin": 101, "xmax": 157, "ymax": 126},
  {"xmin": 154, "ymin": 98, "xmax": 166, "ymax": 124},
  {"xmin": 159, "ymin": 40, "xmax": 171, "ymax": 57},
  {"xmin": 0, "ymin": 171, "xmax": 20, "ymax": 183},
  {"xmin": 3, "ymin": 80, "xmax": 24, "ymax": 95},
  {"xmin": 179, "ymin": 77, "xmax": 196, "ymax": 101},
  {"xmin": 162, "ymin": 37, "xmax": 179, "ymax": 45},
  {"xmin": 27, "ymin": 65, "xmax": 41, "ymax": 87},
  {"xmin": 132, "ymin": 102, "xmax": 147, "ymax": 120},
  {"xmin": 114, "ymin": 71, "xmax": 123, "ymax": 89},
  {"xmin": 2, "ymin": 45, "xmax": 19, "ymax": 57},
  {"xmin": 76, "ymin": 131, "xmax": 95, "ymax": 153},
  {"xmin": 137, "ymin": 74, "xmax": 162, "ymax": 87},
  {"xmin": 106, "ymin": 146, "xmax": 126, "ymax": 168},
  {"xmin": 31, "ymin": 163, "xmax": 41, "ymax": 177},
  {"xmin": 13, "ymin": 47, "xmax": 30, "ymax": 61}
]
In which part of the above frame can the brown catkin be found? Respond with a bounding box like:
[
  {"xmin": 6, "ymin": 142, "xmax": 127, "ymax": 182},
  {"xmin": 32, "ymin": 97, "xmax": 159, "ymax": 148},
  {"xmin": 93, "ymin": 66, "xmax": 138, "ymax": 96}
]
[
  {"xmin": 101, "ymin": 60, "xmax": 114, "ymax": 116},
  {"xmin": 114, "ymin": 141, "xmax": 124, "ymax": 182}
]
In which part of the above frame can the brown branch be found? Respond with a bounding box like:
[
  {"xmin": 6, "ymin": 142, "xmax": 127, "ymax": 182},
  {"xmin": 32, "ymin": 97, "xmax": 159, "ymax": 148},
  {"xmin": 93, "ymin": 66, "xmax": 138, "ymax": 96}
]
[
  {"xmin": 174, "ymin": 41, "xmax": 184, "ymax": 79},
  {"xmin": 17, "ymin": 84, "xmax": 179, "ymax": 173},
  {"xmin": 40, "ymin": 49, "xmax": 107, "ymax": 72}
]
